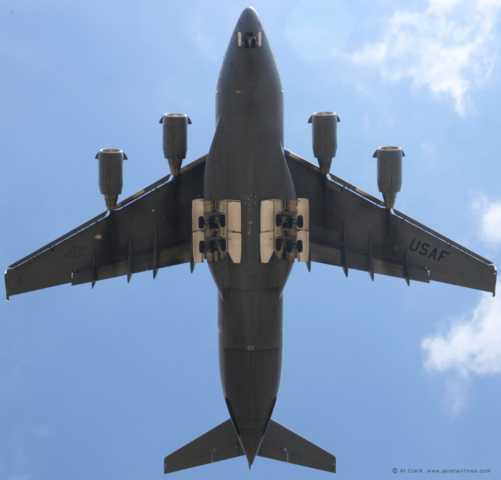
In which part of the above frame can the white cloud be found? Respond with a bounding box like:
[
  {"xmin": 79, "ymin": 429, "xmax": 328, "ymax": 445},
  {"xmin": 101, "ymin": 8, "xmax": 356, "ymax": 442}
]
[
  {"xmin": 421, "ymin": 289, "xmax": 501, "ymax": 413},
  {"xmin": 471, "ymin": 194, "xmax": 501, "ymax": 245},
  {"xmin": 422, "ymin": 292, "xmax": 501, "ymax": 376},
  {"xmin": 349, "ymin": 0, "xmax": 501, "ymax": 115}
]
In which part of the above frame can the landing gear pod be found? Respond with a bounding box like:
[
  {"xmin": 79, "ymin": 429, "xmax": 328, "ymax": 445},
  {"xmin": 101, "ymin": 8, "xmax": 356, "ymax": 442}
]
[
  {"xmin": 95, "ymin": 148, "xmax": 127, "ymax": 211},
  {"xmin": 373, "ymin": 146, "xmax": 405, "ymax": 209},
  {"xmin": 260, "ymin": 199, "xmax": 309, "ymax": 263},
  {"xmin": 159, "ymin": 113, "xmax": 192, "ymax": 176},
  {"xmin": 192, "ymin": 199, "xmax": 242, "ymax": 265},
  {"xmin": 308, "ymin": 111, "xmax": 340, "ymax": 175}
]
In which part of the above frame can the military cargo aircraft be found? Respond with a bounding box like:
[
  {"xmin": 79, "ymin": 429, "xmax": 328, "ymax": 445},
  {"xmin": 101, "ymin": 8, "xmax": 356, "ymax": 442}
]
[{"xmin": 5, "ymin": 6, "xmax": 496, "ymax": 475}]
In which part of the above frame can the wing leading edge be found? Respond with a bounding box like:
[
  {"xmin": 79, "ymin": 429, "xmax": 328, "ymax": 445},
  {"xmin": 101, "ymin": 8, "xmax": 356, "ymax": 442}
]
[
  {"xmin": 5, "ymin": 156, "xmax": 206, "ymax": 299},
  {"xmin": 285, "ymin": 150, "xmax": 496, "ymax": 295}
]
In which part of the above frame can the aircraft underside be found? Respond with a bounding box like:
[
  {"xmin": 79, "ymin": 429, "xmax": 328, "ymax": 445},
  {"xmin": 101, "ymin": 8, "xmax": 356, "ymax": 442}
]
[{"xmin": 4, "ymin": 6, "xmax": 496, "ymax": 476}]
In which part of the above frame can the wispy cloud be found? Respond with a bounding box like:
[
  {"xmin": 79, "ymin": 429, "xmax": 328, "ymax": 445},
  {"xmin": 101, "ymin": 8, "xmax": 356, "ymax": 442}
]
[
  {"xmin": 348, "ymin": 0, "xmax": 501, "ymax": 115},
  {"xmin": 421, "ymin": 290, "xmax": 501, "ymax": 414},
  {"xmin": 443, "ymin": 376, "xmax": 470, "ymax": 416},
  {"xmin": 0, "ymin": 445, "xmax": 30, "ymax": 480},
  {"xmin": 420, "ymin": 142, "xmax": 437, "ymax": 167},
  {"xmin": 471, "ymin": 194, "xmax": 501, "ymax": 246},
  {"xmin": 286, "ymin": 0, "xmax": 354, "ymax": 60},
  {"xmin": 422, "ymin": 292, "xmax": 501, "ymax": 378},
  {"xmin": 191, "ymin": 31, "xmax": 220, "ymax": 62},
  {"xmin": 420, "ymin": 193, "xmax": 501, "ymax": 415},
  {"xmin": 32, "ymin": 425, "xmax": 50, "ymax": 438}
]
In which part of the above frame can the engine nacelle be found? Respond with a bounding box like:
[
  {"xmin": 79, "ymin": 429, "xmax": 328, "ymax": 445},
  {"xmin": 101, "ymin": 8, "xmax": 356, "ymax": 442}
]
[
  {"xmin": 159, "ymin": 113, "xmax": 192, "ymax": 176},
  {"xmin": 373, "ymin": 146, "xmax": 405, "ymax": 209},
  {"xmin": 95, "ymin": 148, "xmax": 127, "ymax": 211},
  {"xmin": 308, "ymin": 111, "xmax": 340, "ymax": 175}
]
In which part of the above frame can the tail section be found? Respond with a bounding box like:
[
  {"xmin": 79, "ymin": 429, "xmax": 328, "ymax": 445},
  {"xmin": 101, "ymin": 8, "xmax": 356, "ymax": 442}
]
[
  {"xmin": 164, "ymin": 419, "xmax": 243, "ymax": 474},
  {"xmin": 258, "ymin": 420, "xmax": 336, "ymax": 473},
  {"xmin": 163, "ymin": 418, "xmax": 336, "ymax": 474}
]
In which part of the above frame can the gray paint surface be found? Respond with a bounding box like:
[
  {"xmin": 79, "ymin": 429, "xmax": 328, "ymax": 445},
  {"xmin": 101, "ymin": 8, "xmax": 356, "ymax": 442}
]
[
  {"xmin": 205, "ymin": 7, "xmax": 294, "ymax": 466},
  {"xmin": 4, "ymin": 6, "xmax": 496, "ymax": 476}
]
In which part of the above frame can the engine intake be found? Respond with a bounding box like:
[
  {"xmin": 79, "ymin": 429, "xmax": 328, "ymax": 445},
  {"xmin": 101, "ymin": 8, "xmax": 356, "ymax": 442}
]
[
  {"xmin": 95, "ymin": 148, "xmax": 127, "ymax": 211},
  {"xmin": 160, "ymin": 113, "xmax": 192, "ymax": 176},
  {"xmin": 373, "ymin": 146, "xmax": 405, "ymax": 209},
  {"xmin": 308, "ymin": 111, "xmax": 340, "ymax": 175}
]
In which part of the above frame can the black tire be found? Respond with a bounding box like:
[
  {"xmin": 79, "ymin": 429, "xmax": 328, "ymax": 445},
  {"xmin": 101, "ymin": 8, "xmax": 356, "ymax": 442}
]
[
  {"xmin": 275, "ymin": 239, "xmax": 282, "ymax": 251},
  {"xmin": 276, "ymin": 214, "xmax": 282, "ymax": 227},
  {"xmin": 198, "ymin": 216, "xmax": 205, "ymax": 230},
  {"xmin": 297, "ymin": 215, "xmax": 304, "ymax": 229},
  {"xmin": 199, "ymin": 241, "xmax": 206, "ymax": 254},
  {"xmin": 251, "ymin": 37, "xmax": 256, "ymax": 48},
  {"xmin": 220, "ymin": 239, "xmax": 227, "ymax": 252},
  {"xmin": 208, "ymin": 216, "xmax": 215, "ymax": 230},
  {"xmin": 219, "ymin": 214, "xmax": 226, "ymax": 227},
  {"xmin": 297, "ymin": 240, "xmax": 303, "ymax": 253},
  {"xmin": 286, "ymin": 239, "xmax": 293, "ymax": 253},
  {"xmin": 287, "ymin": 217, "xmax": 293, "ymax": 229},
  {"xmin": 209, "ymin": 242, "xmax": 216, "ymax": 254}
]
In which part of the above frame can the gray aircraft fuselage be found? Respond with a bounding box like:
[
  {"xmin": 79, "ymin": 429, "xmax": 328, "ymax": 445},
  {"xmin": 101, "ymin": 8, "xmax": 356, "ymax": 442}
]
[{"xmin": 204, "ymin": 7, "xmax": 295, "ymax": 466}]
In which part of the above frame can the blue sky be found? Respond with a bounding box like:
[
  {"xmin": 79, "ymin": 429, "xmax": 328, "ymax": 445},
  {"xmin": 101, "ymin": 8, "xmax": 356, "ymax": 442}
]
[{"xmin": 1, "ymin": 0, "xmax": 501, "ymax": 479}]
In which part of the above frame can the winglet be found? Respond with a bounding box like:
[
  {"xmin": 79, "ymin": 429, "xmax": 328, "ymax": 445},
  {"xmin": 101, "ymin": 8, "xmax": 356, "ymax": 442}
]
[{"xmin": 5, "ymin": 271, "xmax": 9, "ymax": 301}]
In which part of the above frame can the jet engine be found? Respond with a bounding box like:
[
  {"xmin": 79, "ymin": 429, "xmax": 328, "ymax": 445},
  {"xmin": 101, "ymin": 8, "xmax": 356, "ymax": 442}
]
[
  {"xmin": 95, "ymin": 148, "xmax": 127, "ymax": 211},
  {"xmin": 159, "ymin": 113, "xmax": 192, "ymax": 176},
  {"xmin": 308, "ymin": 111, "xmax": 340, "ymax": 175},
  {"xmin": 373, "ymin": 146, "xmax": 405, "ymax": 209}
]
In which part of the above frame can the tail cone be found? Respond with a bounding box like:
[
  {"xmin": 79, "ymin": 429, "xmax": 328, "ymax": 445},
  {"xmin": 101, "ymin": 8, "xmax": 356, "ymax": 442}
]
[{"xmin": 238, "ymin": 427, "xmax": 263, "ymax": 470}]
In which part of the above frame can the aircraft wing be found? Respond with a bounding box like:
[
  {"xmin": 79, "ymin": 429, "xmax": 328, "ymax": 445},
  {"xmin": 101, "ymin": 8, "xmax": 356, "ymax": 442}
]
[
  {"xmin": 5, "ymin": 156, "xmax": 206, "ymax": 299},
  {"xmin": 285, "ymin": 150, "xmax": 497, "ymax": 295}
]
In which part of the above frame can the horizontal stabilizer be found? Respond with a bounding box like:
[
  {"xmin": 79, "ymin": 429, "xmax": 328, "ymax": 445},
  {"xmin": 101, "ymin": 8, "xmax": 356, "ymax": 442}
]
[
  {"xmin": 258, "ymin": 420, "xmax": 336, "ymax": 473},
  {"xmin": 164, "ymin": 419, "xmax": 243, "ymax": 474}
]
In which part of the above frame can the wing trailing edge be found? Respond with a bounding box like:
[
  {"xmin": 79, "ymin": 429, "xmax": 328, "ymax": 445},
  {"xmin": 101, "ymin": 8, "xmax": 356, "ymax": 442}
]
[
  {"xmin": 285, "ymin": 150, "xmax": 497, "ymax": 295},
  {"xmin": 5, "ymin": 156, "xmax": 207, "ymax": 299}
]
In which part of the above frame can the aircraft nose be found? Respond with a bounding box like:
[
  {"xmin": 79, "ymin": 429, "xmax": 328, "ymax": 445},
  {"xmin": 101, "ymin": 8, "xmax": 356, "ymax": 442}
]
[{"xmin": 237, "ymin": 6, "xmax": 261, "ymax": 31}]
